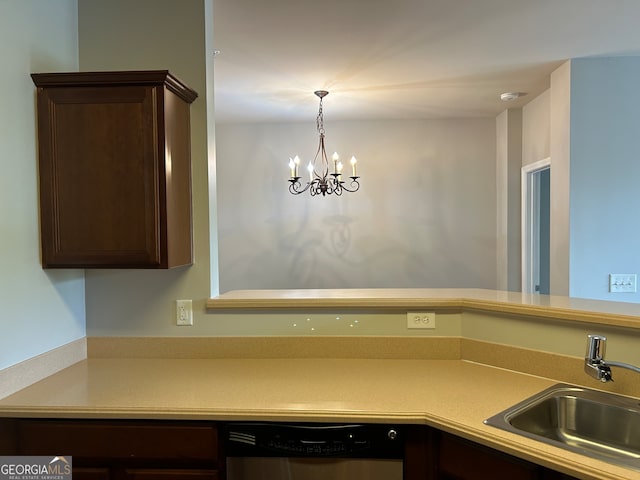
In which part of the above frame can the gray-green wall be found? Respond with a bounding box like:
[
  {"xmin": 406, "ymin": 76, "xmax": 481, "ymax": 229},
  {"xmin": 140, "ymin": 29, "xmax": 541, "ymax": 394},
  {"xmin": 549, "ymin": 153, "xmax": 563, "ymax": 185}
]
[
  {"xmin": 79, "ymin": 0, "xmax": 216, "ymax": 336},
  {"xmin": 0, "ymin": 0, "xmax": 85, "ymax": 370},
  {"xmin": 216, "ymin": 119, "xmax": 497, "ymax": 292},
  {"xmin": 569, "ymin": 57, "xmax": 640, "ymax": 302}
]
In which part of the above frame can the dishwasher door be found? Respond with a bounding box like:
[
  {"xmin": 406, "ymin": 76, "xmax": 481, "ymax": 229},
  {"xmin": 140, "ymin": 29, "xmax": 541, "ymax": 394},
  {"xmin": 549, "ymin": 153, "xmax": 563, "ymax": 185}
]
[
  {"xmin": 227, "ymin": 457, "xmax": 402, "ymax": 480},
  {"xmin": 225, "ymin": 422, "xmax": 404, "ymax": 480}
]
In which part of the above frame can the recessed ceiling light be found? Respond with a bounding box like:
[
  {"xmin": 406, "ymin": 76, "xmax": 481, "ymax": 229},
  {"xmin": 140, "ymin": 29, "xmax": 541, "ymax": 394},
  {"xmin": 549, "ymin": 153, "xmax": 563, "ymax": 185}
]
[{"xmin": 500, "ymin": 92, "xmax": 527, "ymax": 101}]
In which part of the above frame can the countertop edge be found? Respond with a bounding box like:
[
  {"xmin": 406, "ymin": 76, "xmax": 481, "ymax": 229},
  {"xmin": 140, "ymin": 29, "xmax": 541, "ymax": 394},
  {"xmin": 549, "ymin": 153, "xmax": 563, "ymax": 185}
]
[{"xmin": 206, "ymin": 289, "xmax": 640, "ymax": 330}]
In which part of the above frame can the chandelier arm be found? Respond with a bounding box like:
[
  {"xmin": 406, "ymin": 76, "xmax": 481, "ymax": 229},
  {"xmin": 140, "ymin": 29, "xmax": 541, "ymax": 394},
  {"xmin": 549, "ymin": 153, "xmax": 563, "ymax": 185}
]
[
  {"xmin": 310, "ymin": 179, "xmax": 325, "ymax": 196},
  {"xmin": 288, "ymin": 178, "xmax": 312, "ymax": 195},
  {"xmin": 338, "ymin": 177, "xmax": 360, "ymax": 193},
  {"xmin": 325, "ymin": 180, "xmax": 336, "ymax": 196}
]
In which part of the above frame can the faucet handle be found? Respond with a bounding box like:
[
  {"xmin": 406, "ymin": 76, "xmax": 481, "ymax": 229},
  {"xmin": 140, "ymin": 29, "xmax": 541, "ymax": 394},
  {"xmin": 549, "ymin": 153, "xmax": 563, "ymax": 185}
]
[{"xmin": 586, "ymin": 334, "xmax": 607, "ymax": 363}]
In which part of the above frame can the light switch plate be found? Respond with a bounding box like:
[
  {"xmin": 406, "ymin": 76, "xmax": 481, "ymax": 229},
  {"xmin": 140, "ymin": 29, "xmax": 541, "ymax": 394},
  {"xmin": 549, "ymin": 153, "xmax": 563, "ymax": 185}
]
[
  {"xmin": 176, "ymin": 299, "xmax": 193, "ymax": 325},
  {"xmin": 609, "ymin": 274, "xmax": 637, "ymax": 293}
]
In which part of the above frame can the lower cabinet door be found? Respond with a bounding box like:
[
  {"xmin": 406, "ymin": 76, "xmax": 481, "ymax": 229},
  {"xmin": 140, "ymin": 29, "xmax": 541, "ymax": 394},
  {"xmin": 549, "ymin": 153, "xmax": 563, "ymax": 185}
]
[
  {"xmin": 73, "ymin": 468, "xmax": 111, "ymax": 480},
  {"xmin": 438, "ymin": 433, "xmax": 540, "ymax": 480},
  {"xmin": 117, "ymin": 469, "xmax": 219, "ymax": 480}
]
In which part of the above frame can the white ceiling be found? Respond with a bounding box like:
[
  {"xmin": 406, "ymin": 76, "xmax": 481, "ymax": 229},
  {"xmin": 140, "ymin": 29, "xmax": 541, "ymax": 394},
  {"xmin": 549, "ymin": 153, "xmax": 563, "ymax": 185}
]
[{"xmin": 212, "ymin": 0, "xmax": 640, "ymax": 122}]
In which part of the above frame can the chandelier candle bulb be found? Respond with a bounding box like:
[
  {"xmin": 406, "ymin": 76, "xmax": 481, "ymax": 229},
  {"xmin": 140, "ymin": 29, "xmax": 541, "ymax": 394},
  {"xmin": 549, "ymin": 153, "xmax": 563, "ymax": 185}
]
[
  {"xmin": 307, "ymin": 163, "xmax": 313, "ymax": 182},
  {"xmin": 288, "ymin": 158, "xmax": 295, "ymax": 178},
  {"xmin": 350, "ymin": 156, "xmax": 357, "ymax": 176},
  {"xmin": 293, "ymin": 155, "xmax": 300, "ymax": 177},
  {"xmin": 332, "ymin": 152, "xmax": 339, "ymax": 173}
]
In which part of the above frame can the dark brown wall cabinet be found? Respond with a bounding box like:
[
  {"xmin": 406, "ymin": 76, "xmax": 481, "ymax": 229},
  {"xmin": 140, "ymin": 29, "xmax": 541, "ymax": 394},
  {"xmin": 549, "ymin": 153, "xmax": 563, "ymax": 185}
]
[{"xmin": 31, "ymin": 71, "xmax": 197, "ymax": 268}]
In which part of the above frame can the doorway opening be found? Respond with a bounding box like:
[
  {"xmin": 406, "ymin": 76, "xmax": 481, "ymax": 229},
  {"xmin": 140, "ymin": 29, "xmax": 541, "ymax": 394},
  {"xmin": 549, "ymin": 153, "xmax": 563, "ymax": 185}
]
[{"xmin": 522, "ymin": 158, "xmax": 550, "ymax": 294}]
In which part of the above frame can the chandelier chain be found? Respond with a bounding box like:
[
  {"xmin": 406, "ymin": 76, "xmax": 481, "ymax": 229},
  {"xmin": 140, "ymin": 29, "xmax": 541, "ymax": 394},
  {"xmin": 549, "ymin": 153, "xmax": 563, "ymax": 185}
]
[{"xmin": 316, "ymin": 96, "xmax": 325, "ymax": 136}]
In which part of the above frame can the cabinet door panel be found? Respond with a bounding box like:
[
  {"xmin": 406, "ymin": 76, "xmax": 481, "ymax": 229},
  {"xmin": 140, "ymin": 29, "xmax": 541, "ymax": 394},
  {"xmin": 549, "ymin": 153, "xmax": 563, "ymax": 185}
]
[
  {"xmin": 119, "ymin": 469, "xmax": 218, "ymax": 480},
  {"xmin": 37, "ymin": 85, "xmax": 161, "ymax": 267},
  {"xmin": 438, "ymin": 433, "xmax": 539, "ymax": 480},
  {"xmin": 17, "ymin": 420, "xmax": 218, "ymax": 463},
  {"xmin": 74, "ymin": 467, "xmax": 111, "ymax": 480}
]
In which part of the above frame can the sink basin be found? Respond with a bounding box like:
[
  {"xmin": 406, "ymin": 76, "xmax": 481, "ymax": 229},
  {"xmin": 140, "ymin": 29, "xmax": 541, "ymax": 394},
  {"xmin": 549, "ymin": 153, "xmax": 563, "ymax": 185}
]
[{"xmin": 484, "ymin": 384, "xmax": 640, "ymax": 471}]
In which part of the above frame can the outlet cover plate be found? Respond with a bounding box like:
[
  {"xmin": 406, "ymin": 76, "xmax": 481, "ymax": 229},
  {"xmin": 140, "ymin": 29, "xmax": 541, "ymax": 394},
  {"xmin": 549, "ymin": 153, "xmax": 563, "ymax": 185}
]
[{"xmin": 407, "ymin": 312, "xmax": 436, "ymax": 329}]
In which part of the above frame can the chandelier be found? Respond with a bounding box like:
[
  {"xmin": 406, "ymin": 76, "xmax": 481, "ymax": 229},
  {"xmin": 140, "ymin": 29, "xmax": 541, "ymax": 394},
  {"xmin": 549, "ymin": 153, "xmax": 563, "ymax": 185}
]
[{"xmin": 288, "ymin": 90, "xmax": 360, "ymax": 196}]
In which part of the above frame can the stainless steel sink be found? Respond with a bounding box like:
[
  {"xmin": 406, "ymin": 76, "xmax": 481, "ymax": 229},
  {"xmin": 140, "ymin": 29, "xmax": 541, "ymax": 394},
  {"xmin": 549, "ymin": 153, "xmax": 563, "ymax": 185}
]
[{"xmin": 484, "ymin": 384, "xmax": 640, "ymax": 471}]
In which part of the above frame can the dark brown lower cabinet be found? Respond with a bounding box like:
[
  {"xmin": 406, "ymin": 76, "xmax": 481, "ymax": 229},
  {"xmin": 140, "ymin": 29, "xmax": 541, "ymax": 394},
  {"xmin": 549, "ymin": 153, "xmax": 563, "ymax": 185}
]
[
  {"xmin": 73, "ymin": 468, "xmax": 111, "ymax": 480},
  {"xmin": 73, "ymin": 469, "xmax": 219, "ymax": 480},
  {"xmin": 403, "ymin": 426, "xmax": 578, "ymax": 480},
  {"xmin": 0, "ymin": 419, "xmax": 221, "ymax": 480},
  {"xmin": 114, "ymin": 469, "xmax": 218, "ymax": 480},
  {"xmin": 0, "ymin": 419, "xmax": 578, "ymax": 480}
]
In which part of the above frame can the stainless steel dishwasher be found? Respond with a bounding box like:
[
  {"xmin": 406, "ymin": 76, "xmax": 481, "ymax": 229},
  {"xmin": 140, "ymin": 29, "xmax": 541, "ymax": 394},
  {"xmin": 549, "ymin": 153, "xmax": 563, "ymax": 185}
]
[{"xmin": 225, "ymin": 422, "xmax": 404, "ymax": 480}]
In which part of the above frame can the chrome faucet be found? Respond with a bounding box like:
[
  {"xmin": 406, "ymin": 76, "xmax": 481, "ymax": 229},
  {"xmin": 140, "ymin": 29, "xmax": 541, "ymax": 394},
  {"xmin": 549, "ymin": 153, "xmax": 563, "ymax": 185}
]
[{"xmin": 585, "ymin": 334, "xmax": 640, "ymax": 382}]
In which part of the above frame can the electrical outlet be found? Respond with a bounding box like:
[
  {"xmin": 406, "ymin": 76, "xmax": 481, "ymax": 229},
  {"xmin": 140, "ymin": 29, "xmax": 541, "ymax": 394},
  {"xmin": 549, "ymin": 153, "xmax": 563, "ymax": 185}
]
[
  {"xmin": 407, "ymin": 312, "xmax": 436, "ymax": 329},
  {"xmin": 176, "ymin": 299, "xmax": 193, "ymax": 326}
]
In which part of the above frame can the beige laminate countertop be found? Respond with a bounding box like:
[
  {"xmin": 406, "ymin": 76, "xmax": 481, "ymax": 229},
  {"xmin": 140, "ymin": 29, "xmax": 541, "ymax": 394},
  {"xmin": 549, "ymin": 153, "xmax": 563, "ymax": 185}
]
[{"xmin": 0, "ymin": 357, "xmax": 637, "ymax": 480}]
